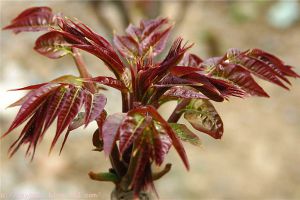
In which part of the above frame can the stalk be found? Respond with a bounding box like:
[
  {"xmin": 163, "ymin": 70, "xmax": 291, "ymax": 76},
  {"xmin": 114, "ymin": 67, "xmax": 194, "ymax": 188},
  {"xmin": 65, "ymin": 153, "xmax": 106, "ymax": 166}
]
[{"xmin": 72, "ymin": 47, "xmax": 125, "ymax": 179}]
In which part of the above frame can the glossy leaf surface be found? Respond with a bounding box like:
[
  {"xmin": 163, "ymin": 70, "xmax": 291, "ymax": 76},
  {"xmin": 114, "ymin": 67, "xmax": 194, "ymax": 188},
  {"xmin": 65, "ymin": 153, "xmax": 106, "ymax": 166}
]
[
  {"xmin": 34, "ymin": 31, "xmax": 72, "ymax": 59},
  {"xmin": 183, "ymin": 99, "xmax": 223, "ymax": 139},
  {"xmin": 3, "ymin": 7, "xmax": 58, "ymax": 33},
  {"xmin": 169, "ymin": 123, "xmax": 201, "ymax": 146}
]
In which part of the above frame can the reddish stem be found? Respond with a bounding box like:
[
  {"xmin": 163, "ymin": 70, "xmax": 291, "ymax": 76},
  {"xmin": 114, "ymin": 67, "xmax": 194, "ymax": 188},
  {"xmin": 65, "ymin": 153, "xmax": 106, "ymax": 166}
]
[{"xmin": 72, "ymin": 47, "xmax": 126, "ymax": 179}]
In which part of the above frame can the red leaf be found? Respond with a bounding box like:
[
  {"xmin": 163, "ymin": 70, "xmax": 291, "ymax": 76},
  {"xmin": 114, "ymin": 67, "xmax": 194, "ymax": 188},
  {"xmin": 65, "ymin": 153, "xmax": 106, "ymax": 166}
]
[
  {"xmin": 211, "ymin": 64, "xmax": 269, "ymax": 97},
  {"xmin": 141, "ymin": 26, "xmax": 172, "ymax": 57},
  {"xmin": 115, "ymin": 17, "xmax": 171, "ymax": 61},
  {"xmin": 141, "ymin": 18, "xmax": 168, "ymax": 39},
  {"xmin": 3, "ymin": 7, "xmax": 58, "ymax": 34},
  {"xmin": 42, "ymin": 87, "xmax": 69, "ymax": 135},
  {"xmin": 224, "ymin": 48, "xmax": 292, "ymax": 89},
  {"xmin": 84, "ymin": 91, "xmax": 107, "ymax": 127},
  {"xmin": 181, "ymin": 53, "xmax": 203, "ymax": 67},
  {"xmin": 208, "ymin": 77, "xmax": 246, "ymax": 98},
  {"xmin": 2, "ymin": 83, "xmax": 60, "ymax": 138},
  {"xmin": 51, "ymin": 86, "xmax": 84, "ymax": 152},
  {"xmin": 170, "ymin": 66, "xmax": 203, "ymax": 77},
  {"xmin": 85, "ymin": 76, "xmax": 128, "ymax": 91},
  {"xmin": 8, "ymin": 83, "xmax": 48, "ymax": 91},
  {"xmin": 113, "ymin": 35, "xmax": 139, "ymax": 59},
  {"xmin": 8, "ymin": 102, "xmax": 49, "ymax": 160},
  {"xmin": 181, "ymin": 73, "xmax": 225, "ymax": 102},
  {"xmin": 59, "ymin": 112, "xmax": 86, "ymax": 154},
  {"xmin": 34, "ymin": 31, "xmax": 72, "ymax": 59},
  {"xmin": 119, "ymin": 115, "xmax": 152, "ymax": 155},
  {"xmin": 247, "ymin": 48, "xmax": 300, "ymax": 78},
  {"xmin": 238, "ymin": 54, "xmax": 289, "ymax": 89},
  {"xmin": 152, "ymin": 121, "xmax": 172, "ymax": 165},
  {"xmin": 138, "ymin": 38, "xmax": 192, "ymax": 93},
  {"xmin": 60, "ymin": 20, "xmax": 126, "ymax": 77},
  {"xmin": 102, "ymin": 113, "xmax": 126, "ymax": 156},
  {"xmin": 163, "ymin": 86, "xmax": 209, "ymax": 100},
  {"xmin": 133, "ymin": 106, "xmax": 190, "ymax": 170}
]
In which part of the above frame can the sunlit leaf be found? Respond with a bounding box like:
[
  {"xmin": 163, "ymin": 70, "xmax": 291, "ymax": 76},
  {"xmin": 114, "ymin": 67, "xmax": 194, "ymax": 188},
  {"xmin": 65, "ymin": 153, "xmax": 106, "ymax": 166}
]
[
  {"xmin": 169, "ymin": 123, "xmax": 201, "ymax": 146},
  {"xmin": 84, "ymin": 92, "xmax": 106, "ymax": 127},
  {"xmin": 34, "ymin": 31, "xmax": 72, "ymax": 59},
  {"xmin": 3, "ymin": 7, "xmax": 58, "ymax": 33},
  {"xmin": 183, "ymin": 99, "xmax": 223, "ymax": 139}
]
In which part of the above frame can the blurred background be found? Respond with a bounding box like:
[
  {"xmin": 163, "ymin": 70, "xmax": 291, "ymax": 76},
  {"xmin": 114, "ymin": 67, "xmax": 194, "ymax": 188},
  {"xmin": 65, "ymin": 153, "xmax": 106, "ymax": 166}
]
[{"xmin": 1, "ymin": 1, "xmax": 300, "ymax": 199}]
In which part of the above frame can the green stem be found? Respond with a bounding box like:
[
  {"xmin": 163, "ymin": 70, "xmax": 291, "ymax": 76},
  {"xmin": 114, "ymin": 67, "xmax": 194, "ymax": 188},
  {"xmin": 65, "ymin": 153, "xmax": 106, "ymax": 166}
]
[{"xmin": 88, "ymin": 171, "xmax": 119, "ymax": 183}]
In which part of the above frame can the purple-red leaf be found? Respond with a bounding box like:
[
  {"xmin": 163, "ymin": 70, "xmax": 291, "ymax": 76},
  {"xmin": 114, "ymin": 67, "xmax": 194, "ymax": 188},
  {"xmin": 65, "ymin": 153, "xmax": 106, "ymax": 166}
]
[
  {"xmin": 141, "ymin": 26, "xmax": 172, "ymax": 57},
  {"xmin": 51, "ymin": 86, "xmax": 84, "ymax": 152},
  {"xmin": 59, "ymin": 112, "xmax": 86, "ymax": 154},
  {"xmin": 34, "ymin": 31, "xmax": 72, "ymax": 59},
  {"xmin": 151, "ymin": 121, "xmax": 172, "ymax": 165},
  {"xmin": 119, "ymin": 115, "xmax": 152, "ymax": 155},
  {"xmin": 181, "ymin": 53, "xmax": 203, "ymax": 67},
  {"xmin": 246, "ymin": 48, "xmax": 300, "ymax": 78},
  {"xmin": 58, "ymin": 20, "xmax": 126, "ymax": 78},
  {"xmin": 163, "ymin": 86, "xmax": 209, "ymax": 100},
  {"xmin": 102, "ymin": 113, "xmax": 126, "ymax": 156},
  {"xmin": 116, "ymin": 17, "xmax": 171, "ymax": 60},
  {"xmin": 42, "ymin": 86, "xmax": 69, "ymax": 134},
  {"xmin": 85, "ymin": 76, "xmax": 128, "ymax": 91},
  {"xmin": 2, "ymin": 83, "xmax": 60, "ymax": 138},
  {"xmin": 113, "ymin": 35, "xmax": 139, "ymax": 59},
  {"xmin": 211, "ymin": 64, "xmax": 269, "ymax": 97},
  {"xmin": 84, "ymin": 92, "xmax": 106, "ymax": 127},
  {"xmin": 133, "ymin": 106, "xmax": 190, "ymax": 170},
  {"xmin": 3, "ymin": 7, "xmax": 58, "ymax": 34},
  {"xmin": 170, "ymin": 66, "xmax": 203, "ymax": 77}
]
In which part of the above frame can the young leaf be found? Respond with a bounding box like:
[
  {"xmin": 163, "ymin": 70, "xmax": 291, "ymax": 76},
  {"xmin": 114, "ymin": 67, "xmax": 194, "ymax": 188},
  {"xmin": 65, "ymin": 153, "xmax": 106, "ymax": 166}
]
[
  {"xmin": 84, "ymin": 91, "xmax": 107, "ymax": 127},
  {"xmin": 247, "ymin": 48, "xmax": 300, "ymax": 78},
  {"xmin": 113, "ymin": 35, "xmax": 139, "ymax": 59},
  {"xmin": 85, "ymin": 76, "xmax": 128, "ymax": 91},
  {"xmin": 42, "ymin": 86, "xmax": 69, "ymax": 134},
  {"xmin": 183, "ymin": 99, "xmax": 223, "ymax": 139},
  {"xmin": 134, "ymin": 106, "xmax": 190, "ymax": 170},
  {"xmin": 180, "ymin": 53, "xmax": 203, "ymax": 67},
  {"xmin": 163, "ymin": 86, "xmax": 209, "ymax": 100},
  {"xmin": 3, "ymin": 7, "xmax": 58, "ymax": 33},
  {"xmin": 152, "ymin": 121, "xmax": 172, "ymax": 165},
  {"xmin": 102, "ymin": 113, "xmax": 126, "ymax": 156},
  {"xmin": 34, "ymin": 31, "xmax": 72, "ymax": 59},
  {"xmin": 119, "ymin": 114, "xmax": 153, "ymax": 155},
  {"xmin": 2, "ymin": 83, "xmax": 60, "ymax": 138},
  {"xmin": 169, "ymin": 123, "xmax": 201, "ymax": 146},
  {"xmin": 211, "ymin": 64, "xmax": 269, "ymax": 97},
  {"xmin": 51, "ymin": 86, "xmax": 84, "ymax": 152},
  {"xmin": 59, "ymin": 112, "xmax": 86, "ymax": 154},
  {"xmin": 115, "ymin": 17, "xmax": 171, "ymax": 60}
]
